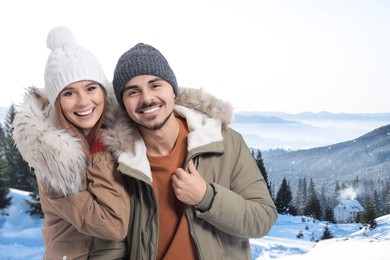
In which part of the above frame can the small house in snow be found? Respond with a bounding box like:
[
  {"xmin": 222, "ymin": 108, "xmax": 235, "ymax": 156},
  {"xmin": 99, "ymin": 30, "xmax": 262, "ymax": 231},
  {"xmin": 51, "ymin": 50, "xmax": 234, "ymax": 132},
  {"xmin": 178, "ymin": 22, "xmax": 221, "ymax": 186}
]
[{"xmin": 334, "ymin": 199, "xmax": 365, "ymax": 223}]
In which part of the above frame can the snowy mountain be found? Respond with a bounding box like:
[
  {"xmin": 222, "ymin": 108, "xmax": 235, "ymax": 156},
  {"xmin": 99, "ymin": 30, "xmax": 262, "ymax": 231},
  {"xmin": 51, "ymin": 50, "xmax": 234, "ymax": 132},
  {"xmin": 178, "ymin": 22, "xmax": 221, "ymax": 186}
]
[
  {"xmin": 232, "ymin": 111, "xmax": 390, "ymax": 150},
  {"xmin": 263, "ymin": 123, "xmax": 390, "ymax": 192},
  {"xmin": 0, "ymin": 189, "xmax": 389, "ymax": 260}
]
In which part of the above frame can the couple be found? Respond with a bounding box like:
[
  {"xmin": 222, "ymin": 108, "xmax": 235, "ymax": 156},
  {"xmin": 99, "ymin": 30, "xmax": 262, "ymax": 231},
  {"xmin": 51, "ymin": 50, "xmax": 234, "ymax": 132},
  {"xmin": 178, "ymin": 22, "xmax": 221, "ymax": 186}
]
[{"xmin": 12, "ymin": 26, "xmax": 277, "ymax": 260}]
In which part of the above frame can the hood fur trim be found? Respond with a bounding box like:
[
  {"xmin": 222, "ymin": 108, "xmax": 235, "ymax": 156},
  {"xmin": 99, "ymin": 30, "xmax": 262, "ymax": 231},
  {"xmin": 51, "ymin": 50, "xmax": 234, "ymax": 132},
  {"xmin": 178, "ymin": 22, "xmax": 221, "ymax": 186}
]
[
  {"xmin": 102, "ymin": 87, "xmax": 234, "ymax": 161},
  {"xmin": 175, "ymin": 87, "xmax": 234, "ymax": 128},
  {"xmin": 12, "ymin": 87, "xmax": 86, "ymax": 196}
]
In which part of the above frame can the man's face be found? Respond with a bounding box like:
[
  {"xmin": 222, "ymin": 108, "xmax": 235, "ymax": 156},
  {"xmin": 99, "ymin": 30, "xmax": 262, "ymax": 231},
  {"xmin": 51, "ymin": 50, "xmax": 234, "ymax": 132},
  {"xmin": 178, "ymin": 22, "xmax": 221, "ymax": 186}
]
[{"xmin": 122, "ymin": 75, "xmax": 176, "ymax": 131}]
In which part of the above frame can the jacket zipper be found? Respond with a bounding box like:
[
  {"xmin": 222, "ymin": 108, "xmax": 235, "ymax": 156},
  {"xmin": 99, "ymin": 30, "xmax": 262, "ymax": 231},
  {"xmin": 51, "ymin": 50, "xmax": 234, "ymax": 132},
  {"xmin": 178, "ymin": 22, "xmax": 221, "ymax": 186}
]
[
  {"xmin": 186, "ymin": 206, "xmax": 203, "ymax": 260},
  {"xmin": 185, "ymin": 155, "xmax": 204, "ymax": 260},
  {"xmin": 146, "ymin": 182, "xmax": 158, "ymax": 260},
  {"xmin": 129, "ymin": 172, "xmax": 158, "ymax": 260}
]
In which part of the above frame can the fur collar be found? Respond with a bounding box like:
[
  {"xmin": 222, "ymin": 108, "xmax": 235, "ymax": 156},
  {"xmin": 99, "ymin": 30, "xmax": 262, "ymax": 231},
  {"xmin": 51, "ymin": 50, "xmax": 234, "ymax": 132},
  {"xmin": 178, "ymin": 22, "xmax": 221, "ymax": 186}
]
[
  {"xmin": 102, "ymin": 87, "xmax": 234, "ymax": 178},
  {"xmin": 12, "ymin": 87, "xmax": 86, "ymax": 196}
]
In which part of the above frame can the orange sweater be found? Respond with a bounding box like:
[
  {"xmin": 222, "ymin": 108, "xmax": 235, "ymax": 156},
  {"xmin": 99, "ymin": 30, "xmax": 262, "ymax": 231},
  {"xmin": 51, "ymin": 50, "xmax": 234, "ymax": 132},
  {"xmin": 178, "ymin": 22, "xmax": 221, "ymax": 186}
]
[{"xmin": 148, "ymin": 117, "xmax": 197, "ymax": 260}]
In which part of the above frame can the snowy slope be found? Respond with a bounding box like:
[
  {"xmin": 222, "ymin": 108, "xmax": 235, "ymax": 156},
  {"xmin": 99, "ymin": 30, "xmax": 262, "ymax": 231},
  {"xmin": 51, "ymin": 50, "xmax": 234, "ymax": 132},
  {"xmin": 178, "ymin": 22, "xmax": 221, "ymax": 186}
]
[
  {"xmin": 250, "ymin": 214, "xmax": 390, "ymax": 260},
  {"xmin": 0, "ymin": 189, "xmax": 44, "ymax": 260}
]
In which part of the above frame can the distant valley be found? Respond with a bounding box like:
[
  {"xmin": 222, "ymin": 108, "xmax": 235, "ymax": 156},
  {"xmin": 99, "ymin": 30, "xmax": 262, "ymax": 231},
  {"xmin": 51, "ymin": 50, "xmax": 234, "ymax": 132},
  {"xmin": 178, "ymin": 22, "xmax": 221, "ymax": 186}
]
[
  {"xmin": 262, "ymin": 123, "xmax": 390, "ymax": 192},
  {"xmin": 231, "ymin": 111, "xmax": 390, "ymax": 197},
  {"xmin": 231, "ymin": 111, "xmax": 390, "ymax": 150}
]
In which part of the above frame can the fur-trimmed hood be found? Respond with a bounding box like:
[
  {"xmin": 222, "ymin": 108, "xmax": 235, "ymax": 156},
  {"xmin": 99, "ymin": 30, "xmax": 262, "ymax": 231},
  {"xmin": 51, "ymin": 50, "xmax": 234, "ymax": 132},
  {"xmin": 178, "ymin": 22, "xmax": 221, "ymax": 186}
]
[
  {"xmin": 102, "ymin": 87, "xmax": 234, "ymax": 180},
  {"xmin": 12, "ymin": 86, "xmax": 123, "ymax": 196},
  {"xmin": 12, "ymin": 87, "xmax": 87, "ymax": 196}
]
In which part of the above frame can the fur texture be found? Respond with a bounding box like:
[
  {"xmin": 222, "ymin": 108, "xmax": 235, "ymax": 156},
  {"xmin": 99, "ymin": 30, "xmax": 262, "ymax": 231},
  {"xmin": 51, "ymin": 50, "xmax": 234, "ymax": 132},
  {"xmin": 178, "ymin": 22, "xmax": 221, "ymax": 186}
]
[
  {"xmin": 175, "ymin": 87, "xmax": 234, "ymax": 128},
  {"xmin": 12, "ymin": 87, "xmax": 86, "ymax": 196},
  {"xmin": 102, "ymin": 87, "xmax": 234, "ymax": 159}
]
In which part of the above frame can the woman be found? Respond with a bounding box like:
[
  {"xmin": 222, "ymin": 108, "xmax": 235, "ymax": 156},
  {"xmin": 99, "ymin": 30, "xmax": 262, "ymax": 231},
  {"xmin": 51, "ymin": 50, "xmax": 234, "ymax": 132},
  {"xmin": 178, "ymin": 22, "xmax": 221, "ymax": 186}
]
[{"xmin": 12, "ymin": 27, "xmax": 130, "ymax": 259}]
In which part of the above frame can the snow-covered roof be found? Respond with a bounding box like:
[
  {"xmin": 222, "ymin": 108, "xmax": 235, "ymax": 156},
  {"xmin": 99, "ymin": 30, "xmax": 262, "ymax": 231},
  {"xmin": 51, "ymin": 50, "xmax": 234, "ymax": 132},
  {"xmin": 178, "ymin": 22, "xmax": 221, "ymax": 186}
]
[{"xmin": 336, "ymin": 199, "xmax": 365, "ymax": 212}]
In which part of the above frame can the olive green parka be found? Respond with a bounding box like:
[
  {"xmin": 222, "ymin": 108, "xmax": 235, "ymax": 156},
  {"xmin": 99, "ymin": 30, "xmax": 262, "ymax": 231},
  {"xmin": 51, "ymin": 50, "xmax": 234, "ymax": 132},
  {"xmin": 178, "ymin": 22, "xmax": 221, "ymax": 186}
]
[{"xmin": 102, "ymin": 87, "xmax": 278, "ymax": 260}]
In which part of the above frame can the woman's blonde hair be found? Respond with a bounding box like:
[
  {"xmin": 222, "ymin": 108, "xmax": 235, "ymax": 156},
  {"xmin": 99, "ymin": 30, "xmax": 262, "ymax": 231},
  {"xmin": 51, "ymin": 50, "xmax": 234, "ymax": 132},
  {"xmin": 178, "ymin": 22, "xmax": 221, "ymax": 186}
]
[{"xmin": 54, "ymin": 85, "xmax": 107, "ymax": 152}]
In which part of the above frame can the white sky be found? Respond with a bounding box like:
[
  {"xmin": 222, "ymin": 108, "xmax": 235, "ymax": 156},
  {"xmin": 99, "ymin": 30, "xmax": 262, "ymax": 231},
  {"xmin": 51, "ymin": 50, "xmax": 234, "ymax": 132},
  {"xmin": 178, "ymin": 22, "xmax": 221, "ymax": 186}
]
[{"xmin": 1, "ymin": 0, "xmax": 389, "ymax": 113}]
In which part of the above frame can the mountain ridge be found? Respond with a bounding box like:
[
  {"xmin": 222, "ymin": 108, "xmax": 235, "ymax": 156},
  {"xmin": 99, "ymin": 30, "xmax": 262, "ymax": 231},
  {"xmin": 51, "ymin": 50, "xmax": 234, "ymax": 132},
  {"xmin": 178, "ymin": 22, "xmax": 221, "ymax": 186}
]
[
  {"xmin": 262, "ymin": 123, "xmax": 390, "ymax": 192},
  {"xmin": 232, "ymin": 111, "xmax": 390, "ymax": 150}
]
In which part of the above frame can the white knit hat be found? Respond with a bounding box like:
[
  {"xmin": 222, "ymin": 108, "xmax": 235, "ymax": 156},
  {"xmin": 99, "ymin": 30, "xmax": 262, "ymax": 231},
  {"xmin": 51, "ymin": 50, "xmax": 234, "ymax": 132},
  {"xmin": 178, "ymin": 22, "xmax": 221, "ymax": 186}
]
[{"xmin": 44, "ymin": 26, "xmax": 108, "ymax": 106}]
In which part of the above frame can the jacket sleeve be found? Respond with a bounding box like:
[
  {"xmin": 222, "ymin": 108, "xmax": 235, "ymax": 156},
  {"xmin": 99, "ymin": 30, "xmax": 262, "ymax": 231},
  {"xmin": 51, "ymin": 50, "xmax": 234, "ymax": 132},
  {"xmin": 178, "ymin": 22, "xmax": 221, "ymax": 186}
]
[
  {"xmin": 41, "ymin": 151, "xmax": 130, "ymax": 241},
  {"xmin": 194, "ymin": 129, "xmax": 278, "ymax": 238}
]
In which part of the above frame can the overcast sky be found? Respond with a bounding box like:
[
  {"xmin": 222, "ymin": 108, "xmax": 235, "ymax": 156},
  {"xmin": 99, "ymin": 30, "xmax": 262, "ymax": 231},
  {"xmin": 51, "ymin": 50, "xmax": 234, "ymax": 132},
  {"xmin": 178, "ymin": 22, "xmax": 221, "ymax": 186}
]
[{"xmin": 1, "ymin": 0, "xmax": 389, "ymax": 113}]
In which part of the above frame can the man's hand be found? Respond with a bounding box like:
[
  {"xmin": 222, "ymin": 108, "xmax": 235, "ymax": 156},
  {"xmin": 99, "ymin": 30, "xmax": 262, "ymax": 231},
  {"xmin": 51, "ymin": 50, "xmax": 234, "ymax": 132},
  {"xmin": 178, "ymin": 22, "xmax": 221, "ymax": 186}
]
[{"xmin": 172, "ymin": 160, "xmax": 207, "ymax": 205}]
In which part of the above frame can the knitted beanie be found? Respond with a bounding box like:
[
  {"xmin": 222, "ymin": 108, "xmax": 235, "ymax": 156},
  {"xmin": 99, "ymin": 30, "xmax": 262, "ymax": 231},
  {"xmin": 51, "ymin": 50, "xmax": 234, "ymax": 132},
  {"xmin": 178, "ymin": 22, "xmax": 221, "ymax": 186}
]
[
  {"xmin": 112, "ymin": 43, "xmax": 178, "ymax": 109},
  {"xmin": 44, "ymin": 26, "xmax": 108, "ymax": 106}
]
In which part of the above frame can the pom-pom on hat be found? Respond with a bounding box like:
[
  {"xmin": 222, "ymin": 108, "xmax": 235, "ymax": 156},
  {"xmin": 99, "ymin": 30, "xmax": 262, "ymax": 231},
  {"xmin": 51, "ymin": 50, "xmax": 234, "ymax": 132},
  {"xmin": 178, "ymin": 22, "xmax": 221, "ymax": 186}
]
[
  {"xmin": 112, "ymin": 43, "xmax": 178, "ymax": 109},
  {"xmin": 44, "ymin": 26, "xmax": 108, "ymax": 106}
]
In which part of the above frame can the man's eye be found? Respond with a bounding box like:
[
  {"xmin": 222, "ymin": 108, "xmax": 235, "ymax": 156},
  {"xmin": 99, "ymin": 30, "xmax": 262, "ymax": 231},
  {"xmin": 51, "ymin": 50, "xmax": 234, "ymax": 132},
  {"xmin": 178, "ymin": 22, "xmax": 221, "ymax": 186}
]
[{"xmin": 125, "ymin": 89, "xmax": 138, "ymax": 96}]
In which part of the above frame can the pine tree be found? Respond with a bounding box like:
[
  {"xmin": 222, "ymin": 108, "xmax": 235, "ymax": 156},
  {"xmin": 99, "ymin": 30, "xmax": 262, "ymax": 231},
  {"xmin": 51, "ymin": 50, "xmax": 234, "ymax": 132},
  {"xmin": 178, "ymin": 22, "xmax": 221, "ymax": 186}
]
[
  {"xmin": 352, "ymin": 176, "xmax": 360, "ymax": 189},
  {"xmin": 253, "ymin": 149, "xmax": 272, "ymax": 197},
  {"xmin": 332, "ymin": 181, "xmax": 341, "ymax": 206},
  {"xmin": 323, "ymin": 207, "xmax": 336, "ymax": 224},
  {"xmin": 25, "ymin": 175, "xmax": 43, "ymax": 218},
  {"xmin": 3, "ymin": 104, "xmax": 34, "ymax": 191},
  {"xmin": 320, "ymin": 224, "xmax": 333, "ymax": 240},
  {"xmin": 383, "ymin": 182, "xmax": 390, "ymax": 215},
  {"xmin": 303, "ymin": 179, "xmax": 322, "ymax": 220},
  {"xmin": 0, "ymin": 123, "xmax": 8, "ymax": 181},
  {"xmin": 2, "ymin": 105, "xmax": 42, "ymax": 216},
  {"xmin": 362, "ymin": 195, "xmax": 377, "ymax": 229},
  {"xmin": 0, "ymin": 123, "xmax": 12, "ymax": 212},
  {"xmin": 304, "ymin": 195, "xmax": 322, "ymax": 220},
  {"xmin": 0, "ymin": 173, "xmax": 12, "ymax": 212},
  {"xmin": 320, "ymin": 186, "xmax": 333, "ymax": 218},
  {"xmin": 373, "ymin": 190, "xmax": 383, "ymax": 217},
  {"xmin": 294, "ymin": 178, "xmax": 304, "ymax": 215},
  {"xmin": 294, "ymin": 177, "xmax": 309, "ymax": 215},
  {"xmin": 269, "ymin": 181, "xmax": 276, "ymax": 200},
  {"xmin": 275, "ymin": 177, "xmax": 297, "ymax": 215},
  {"xmin": 302, "ymin": 177, "xmax": 307, "ymax": 207}
]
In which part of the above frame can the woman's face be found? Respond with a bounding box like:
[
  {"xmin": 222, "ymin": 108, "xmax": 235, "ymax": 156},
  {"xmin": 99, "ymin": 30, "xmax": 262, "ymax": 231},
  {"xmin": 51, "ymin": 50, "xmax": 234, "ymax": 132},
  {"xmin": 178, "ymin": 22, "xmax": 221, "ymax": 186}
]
[{"xmin": 59, "ymin": 80, "xmax": 105, "ymax": 136}]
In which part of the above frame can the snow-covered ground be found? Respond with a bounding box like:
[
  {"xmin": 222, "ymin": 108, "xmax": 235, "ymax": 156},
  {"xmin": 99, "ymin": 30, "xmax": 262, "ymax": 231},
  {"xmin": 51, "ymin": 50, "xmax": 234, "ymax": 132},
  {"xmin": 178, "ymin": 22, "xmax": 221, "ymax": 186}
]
[
  {"xmin": 0, "ymin": 189, "xmax": 44, "ymax": 260},
  {"xmin": 0, "ymin": 189, "xmax": 389, "ymax": 260},
  {"xmin": 251, "ymin": 214, "xmax": 389, "ymax": 260}
]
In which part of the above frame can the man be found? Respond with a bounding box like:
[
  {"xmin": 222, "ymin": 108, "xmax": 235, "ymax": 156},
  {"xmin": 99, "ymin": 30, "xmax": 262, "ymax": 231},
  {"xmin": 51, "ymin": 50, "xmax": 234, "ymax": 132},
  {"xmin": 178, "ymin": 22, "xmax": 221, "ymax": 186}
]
[{"xmin": 105, "ymin": 43, "xmax": 277, "ymax": 260}]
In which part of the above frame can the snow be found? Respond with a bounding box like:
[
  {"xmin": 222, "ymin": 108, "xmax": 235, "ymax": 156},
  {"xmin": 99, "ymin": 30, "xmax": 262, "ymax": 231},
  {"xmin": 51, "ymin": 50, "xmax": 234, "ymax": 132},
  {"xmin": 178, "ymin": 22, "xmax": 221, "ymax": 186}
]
[
  {"xmin": 0, "ymin": 189, "xmax": 389, "ymax": 260},
  {"xmin": 251, "ymin": 214, "xmax": 390, "ymax": 260},
  {"xmin": 0, "ymin": 189, "xmax": 44, "ymax": 260}
]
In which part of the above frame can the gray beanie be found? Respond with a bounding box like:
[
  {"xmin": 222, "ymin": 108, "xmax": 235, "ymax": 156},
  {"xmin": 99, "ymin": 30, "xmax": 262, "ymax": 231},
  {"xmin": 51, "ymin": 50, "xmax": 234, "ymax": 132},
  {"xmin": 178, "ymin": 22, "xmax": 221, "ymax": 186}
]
[
  {"xmin": 44, "ymin": 26, "xmax": 108, "ymax": 106},
  {"xmin": 112, "ymin": 43, "xmax": 178, "ymax": 109}
]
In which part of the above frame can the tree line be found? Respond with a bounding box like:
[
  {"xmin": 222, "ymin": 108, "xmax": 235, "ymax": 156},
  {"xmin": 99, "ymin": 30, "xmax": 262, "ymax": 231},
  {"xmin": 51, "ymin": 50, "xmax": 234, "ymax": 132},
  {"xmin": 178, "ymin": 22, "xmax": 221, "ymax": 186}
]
[
  {"xmin": 269, "ymin": 172, "xmax": 390, "ymax": 229},
  {"xmin": 0, "ymin": 104, "xmax": 40, "ymax": 216}
]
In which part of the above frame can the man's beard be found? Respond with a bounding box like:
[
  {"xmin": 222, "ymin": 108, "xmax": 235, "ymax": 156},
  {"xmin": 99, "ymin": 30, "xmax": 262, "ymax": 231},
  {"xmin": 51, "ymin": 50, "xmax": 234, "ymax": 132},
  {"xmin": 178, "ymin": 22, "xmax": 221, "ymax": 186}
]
[{"xmin": 137, "ymin": 110, "xmax": 174, "ymax": 131}]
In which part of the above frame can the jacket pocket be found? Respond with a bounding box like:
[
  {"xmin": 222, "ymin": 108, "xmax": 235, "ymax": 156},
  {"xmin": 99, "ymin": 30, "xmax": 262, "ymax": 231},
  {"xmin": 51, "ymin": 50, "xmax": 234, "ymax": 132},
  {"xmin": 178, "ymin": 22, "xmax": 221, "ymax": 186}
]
[{"xmin": 217, "ymin": 232, "xmax": 250, "ymax": 259}]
